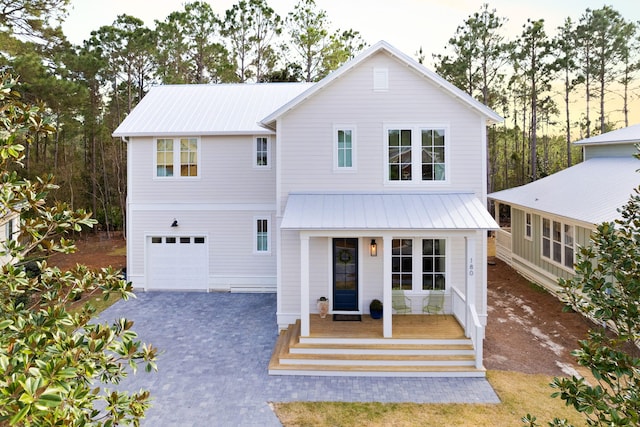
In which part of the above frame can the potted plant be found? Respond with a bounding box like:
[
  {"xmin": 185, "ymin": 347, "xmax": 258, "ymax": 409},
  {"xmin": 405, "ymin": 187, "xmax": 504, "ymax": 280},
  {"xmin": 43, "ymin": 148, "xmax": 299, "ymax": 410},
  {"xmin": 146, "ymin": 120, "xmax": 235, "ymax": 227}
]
[
  {"xmin": 317, "ymin": 296, "xmax": 329, "ymax": 318},
  {"xmin": 370, "ymin": 299, "xmax": 383, "ymax": 319}
]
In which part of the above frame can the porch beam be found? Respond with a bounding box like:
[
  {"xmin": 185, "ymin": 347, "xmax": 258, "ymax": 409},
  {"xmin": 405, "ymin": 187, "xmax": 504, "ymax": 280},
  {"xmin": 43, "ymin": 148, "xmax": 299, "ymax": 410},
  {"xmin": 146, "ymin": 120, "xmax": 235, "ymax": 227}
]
[
  {"xmin": 383, "ymin": 235, "xmax": 392, "ymax": 338},
  {"xmin": 300, "ymin": 234, "xmax": 310, "ymax": 337}
]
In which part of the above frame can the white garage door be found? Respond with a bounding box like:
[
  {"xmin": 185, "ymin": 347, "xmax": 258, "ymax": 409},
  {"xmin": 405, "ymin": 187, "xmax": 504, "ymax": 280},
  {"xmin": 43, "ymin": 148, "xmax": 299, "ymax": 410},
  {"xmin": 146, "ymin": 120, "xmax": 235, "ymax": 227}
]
[{"xmin": 147, "ymin": 236, "xmax": 208, "ymax": 290}]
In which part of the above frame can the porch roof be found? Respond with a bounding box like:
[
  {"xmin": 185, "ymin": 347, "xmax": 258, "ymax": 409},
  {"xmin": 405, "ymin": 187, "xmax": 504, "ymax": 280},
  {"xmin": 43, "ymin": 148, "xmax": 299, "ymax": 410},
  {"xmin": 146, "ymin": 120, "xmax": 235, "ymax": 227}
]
[{"xmin": 281, "ymin": 193, "xmax": 498, "ymax": 230}]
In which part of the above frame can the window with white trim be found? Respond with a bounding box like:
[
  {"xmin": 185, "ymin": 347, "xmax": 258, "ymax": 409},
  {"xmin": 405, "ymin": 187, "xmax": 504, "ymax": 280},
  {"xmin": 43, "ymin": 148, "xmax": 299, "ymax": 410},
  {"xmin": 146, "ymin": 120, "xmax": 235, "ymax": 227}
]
[
  {"xmin": 422, "ymin": 239, "xmax": 446, "ymax": 291},
  {"xmin": 392, "ymin": 237, "xmax": 447, "ymax": 292},
  {"xmin": 254, "ymin": 136, "xmax": 270, "ymax": 168},
  {"xmin": 155, "ymin": 137, "xmax": 199, "ymax": 178},
  {"xmin": 334, "ymin": 126, "xmax": 356, "ymax": 170},
  {"xmin": 5, "ymin": 218, "xmax": 15, "ymax": 242},
  {"xmin": 525, "ymin": 212, "xmax": 532, "ymax": 240},
  {"xmin": 386, "ymin": 126, "xmax": 447, "ymax": 183},
  {"xmin": 392, "ymin": 239, "xmax": 412, "ymax": 290},
  {"xmin": 254, "ymin": 217, "xmax": 270, "ymax": 253},
  {"xmin": 541, "ymin": 217, "xmax": 574, "ymax": 269}
]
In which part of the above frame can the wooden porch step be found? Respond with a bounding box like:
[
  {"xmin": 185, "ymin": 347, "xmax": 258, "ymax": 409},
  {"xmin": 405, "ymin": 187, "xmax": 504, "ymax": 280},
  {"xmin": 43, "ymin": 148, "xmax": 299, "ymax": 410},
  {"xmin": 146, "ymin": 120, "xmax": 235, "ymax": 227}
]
[
  {"xmin": 279, "ymin": 353, "xmax": 476, "ymax": 367},
  {"xmin": 270, "ymin": 363, "xmax": 486, "ymax": 378},
  {"xmin": 292, "ymin": 342, "xmax": 474, "ymax": 356},
  {"xmin": 269, "ymin": 320, "xmax": 484, "ymax": 377}
]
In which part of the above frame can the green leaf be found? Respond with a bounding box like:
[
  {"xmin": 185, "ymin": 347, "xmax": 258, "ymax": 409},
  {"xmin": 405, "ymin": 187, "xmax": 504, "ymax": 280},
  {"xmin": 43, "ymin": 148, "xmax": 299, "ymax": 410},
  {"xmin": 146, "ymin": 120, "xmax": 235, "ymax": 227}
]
[{"xmin": 9, "ymin": 404, "xmax": 30, "ymax": 425}]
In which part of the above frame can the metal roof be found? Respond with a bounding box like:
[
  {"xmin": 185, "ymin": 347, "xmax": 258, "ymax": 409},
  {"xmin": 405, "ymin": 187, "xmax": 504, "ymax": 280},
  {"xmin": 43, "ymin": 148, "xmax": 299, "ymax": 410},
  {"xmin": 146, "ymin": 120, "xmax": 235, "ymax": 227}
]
[
  {"xmin": 281, "ymin": 193, "xmax": 499, "ymax": 230},
  {"xmin": 112, "ymin": 83, "xmax": 313, "ymax": 137},
  {"xmin": 573, "ymin": 122, "xmax": 640, "ymax": 146},
  {"xmin": 261, "ymin": 40, "xmax": 503, "ymax": 129},
  {"xmin": 488, "ymin": 157, "xmax": 640, "ymax": 225}
]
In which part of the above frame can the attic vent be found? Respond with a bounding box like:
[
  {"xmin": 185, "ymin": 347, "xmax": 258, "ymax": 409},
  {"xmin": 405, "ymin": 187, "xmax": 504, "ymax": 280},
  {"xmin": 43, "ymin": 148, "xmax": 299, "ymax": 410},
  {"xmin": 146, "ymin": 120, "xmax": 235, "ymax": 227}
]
[{"xmin": 373, "ymin": 68, "xmax": 388, "ymax": 91}]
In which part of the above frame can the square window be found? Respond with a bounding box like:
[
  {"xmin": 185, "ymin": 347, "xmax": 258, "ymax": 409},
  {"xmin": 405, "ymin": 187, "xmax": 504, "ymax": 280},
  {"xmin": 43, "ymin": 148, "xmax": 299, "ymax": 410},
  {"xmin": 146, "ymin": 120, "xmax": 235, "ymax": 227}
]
[{"xmin": 155, "ymin": 138, "xmax": 198, "ymax": 178}]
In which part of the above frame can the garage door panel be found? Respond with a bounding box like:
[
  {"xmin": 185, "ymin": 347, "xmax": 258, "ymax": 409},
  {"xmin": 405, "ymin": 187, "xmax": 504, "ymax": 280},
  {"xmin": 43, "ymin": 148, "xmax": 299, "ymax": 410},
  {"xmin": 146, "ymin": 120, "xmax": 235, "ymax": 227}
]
[{"xmin": 147, "ymin": 236, "xmax": 208, "ymax": 290}]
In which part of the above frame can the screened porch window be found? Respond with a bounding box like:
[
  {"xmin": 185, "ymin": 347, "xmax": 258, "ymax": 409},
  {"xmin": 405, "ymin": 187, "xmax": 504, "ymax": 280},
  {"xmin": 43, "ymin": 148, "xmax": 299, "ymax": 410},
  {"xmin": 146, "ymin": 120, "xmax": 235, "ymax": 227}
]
[{"xmin": 541, "ymin": 216, "xmax": 574, "ymax": 270}]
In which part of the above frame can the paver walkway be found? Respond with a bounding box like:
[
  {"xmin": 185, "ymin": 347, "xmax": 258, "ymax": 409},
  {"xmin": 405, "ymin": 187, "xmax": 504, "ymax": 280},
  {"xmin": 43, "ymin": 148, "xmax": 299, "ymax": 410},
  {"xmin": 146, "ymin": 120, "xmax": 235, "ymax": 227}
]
[{"xmin": 98, "ymin": 292, "xmax": 500, "ymax": 426}]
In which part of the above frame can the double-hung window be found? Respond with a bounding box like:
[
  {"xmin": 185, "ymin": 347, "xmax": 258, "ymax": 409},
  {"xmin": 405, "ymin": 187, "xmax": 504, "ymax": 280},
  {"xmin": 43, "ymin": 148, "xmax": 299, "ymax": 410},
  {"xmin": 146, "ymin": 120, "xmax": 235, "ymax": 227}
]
[
  {"xmin": 525, "ymin": 212, "xmax": 532, "ymax": 240},
  {"xmin": 386, "ymin": 126, "xmax": 447, "ymax": 183},
  {"xmin": 422, "ymin": 239, "xmax": 446, "ymax": 291},
  {"xmin": 254, "ymin": 217, "xmax": 270, "ymax": 254},
  {"xmin": 155, "ymin": 137, "xmax": 199, "ymax": 178},
  {"xmin": 391, "ymin": 239, "xmax": 413, "ymax": 290},
  {"xmin": 392, "ymin": 237, "xmax": 447, "ymax": 292},
  {"xmin": 254, "ymin": 137, "xmax": 270, "ymax": 168},
  {"xmin": 334, "ymin": 126, "xmax": 356, "ymax": 171},
  {"xmin": 541, "ymin": 217, "xmax": 574, "ymax": 269},
  {"xmin": 5, "ymin": 218, "xmax": 15, "ymax": 242}
]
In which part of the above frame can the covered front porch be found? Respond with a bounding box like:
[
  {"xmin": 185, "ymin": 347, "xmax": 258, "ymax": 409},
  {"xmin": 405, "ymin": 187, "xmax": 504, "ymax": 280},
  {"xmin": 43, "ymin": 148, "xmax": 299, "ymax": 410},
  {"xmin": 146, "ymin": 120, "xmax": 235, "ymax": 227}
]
[{"xmin": 278, "ymin": 193, "xmax": 498, "ymax": 376}]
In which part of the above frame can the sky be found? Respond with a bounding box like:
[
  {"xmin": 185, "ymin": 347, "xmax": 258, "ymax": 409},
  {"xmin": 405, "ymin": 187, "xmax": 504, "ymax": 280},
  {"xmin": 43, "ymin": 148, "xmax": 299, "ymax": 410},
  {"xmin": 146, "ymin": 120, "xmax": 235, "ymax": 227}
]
[
  {"xmin": 61, "ymin": 0, "xmax": 640, "ymax": 127},
  {"xmin": 62, "ymin": 0, "xmax": 640, "ymax": 62}
]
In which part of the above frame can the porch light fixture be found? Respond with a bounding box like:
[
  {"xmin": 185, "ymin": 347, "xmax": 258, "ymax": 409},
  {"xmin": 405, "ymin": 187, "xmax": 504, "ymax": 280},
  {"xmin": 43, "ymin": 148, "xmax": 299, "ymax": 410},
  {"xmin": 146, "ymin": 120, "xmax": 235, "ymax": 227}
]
[
  {"xmin": 370, "ymin": 239, "xmax": 377, "ymax": 257},
  {"xmin": 171, "ymin": 219, "xmax": 178, "ymax": 227}
]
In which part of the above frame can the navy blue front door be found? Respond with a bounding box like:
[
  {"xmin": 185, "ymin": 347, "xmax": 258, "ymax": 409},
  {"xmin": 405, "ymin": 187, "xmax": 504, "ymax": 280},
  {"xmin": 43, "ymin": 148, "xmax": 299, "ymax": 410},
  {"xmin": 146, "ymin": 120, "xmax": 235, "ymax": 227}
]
[{"xmin": 333, "ymin": 238, "xmax": 358, "ymax": 311}]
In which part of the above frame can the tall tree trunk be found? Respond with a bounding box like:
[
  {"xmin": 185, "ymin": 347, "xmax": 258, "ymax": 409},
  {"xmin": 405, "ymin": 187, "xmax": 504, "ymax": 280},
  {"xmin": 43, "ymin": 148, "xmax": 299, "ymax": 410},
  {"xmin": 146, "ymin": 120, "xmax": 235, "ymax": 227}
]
[{"xmin": 564, "ymin": 68, "xmax": 572, "ymax": 167}]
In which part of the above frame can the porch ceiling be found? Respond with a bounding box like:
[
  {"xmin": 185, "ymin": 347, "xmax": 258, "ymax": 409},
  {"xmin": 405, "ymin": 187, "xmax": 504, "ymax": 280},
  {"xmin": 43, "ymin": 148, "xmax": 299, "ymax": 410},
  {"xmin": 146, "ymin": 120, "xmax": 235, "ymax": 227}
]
[{"xmin": 281, "ymin": 193, "xmax": 498, "ymax": 230}]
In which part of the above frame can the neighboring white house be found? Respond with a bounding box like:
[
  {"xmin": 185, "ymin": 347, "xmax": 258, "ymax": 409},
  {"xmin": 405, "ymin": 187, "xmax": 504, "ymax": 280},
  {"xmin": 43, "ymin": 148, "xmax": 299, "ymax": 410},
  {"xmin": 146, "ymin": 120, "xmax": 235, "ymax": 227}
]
[
  {"xmin": 113, "ymin": 41, "xmax": 502, "ymax": 377},
  {"xmin": 489, "ymin": 123, "xmax": 640, "ymax": 294},
  {"xmin": 0, "ymin": 211, "xmax": 19, "ymax": 265}
]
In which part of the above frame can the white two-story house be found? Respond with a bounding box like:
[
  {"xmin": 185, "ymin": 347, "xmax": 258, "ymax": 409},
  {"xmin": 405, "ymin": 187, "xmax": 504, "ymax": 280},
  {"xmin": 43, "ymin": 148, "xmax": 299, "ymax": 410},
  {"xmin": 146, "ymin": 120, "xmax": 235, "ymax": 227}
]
[{"xmin": 113, "ymin": 41, "xmax": 502, "ymax": 377}]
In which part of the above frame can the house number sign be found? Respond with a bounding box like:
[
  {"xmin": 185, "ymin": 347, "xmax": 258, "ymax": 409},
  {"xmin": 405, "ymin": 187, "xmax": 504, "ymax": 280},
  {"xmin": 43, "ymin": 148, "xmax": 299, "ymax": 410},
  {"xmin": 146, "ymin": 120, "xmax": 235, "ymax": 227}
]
[{"xmin": 468, "ymin": 257, "xmax": 474, "ymax": 276}]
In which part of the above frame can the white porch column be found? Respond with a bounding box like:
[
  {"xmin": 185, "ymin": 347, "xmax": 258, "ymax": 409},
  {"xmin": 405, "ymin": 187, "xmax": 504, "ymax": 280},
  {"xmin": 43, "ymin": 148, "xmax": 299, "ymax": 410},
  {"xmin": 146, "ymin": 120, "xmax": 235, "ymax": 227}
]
[
  {"xmin": 300, "ymin": 234, "xmax": 310, "ymax": 337},
  {"xmin": 465, "ymin": 236, "xmax": 476, "ymax": 337},
  {"xmin": 382, "ymin": 235, "xmax": 392, "ymax": 338}
]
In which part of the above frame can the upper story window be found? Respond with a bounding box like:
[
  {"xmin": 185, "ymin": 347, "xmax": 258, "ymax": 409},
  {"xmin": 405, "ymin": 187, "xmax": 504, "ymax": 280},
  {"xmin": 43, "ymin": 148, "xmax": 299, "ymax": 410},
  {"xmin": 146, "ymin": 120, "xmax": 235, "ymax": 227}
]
[
  {"xmin": 334, "ymin": 126, "xmax": 356, "ymax": 171},
  {"xmin": 254, "ymin": 136, "xmax": 270, "ymax": 168},
  {"xmin": 542, "ymin": 217, "xmax": 574, "ymax": 270},
  {"xmin": 386, "ymin": 125, "xmax": 447, "ymax": 183},
  {"xmin": 155, "ymin": 137, "xmax": 199, "ymax": 178}
]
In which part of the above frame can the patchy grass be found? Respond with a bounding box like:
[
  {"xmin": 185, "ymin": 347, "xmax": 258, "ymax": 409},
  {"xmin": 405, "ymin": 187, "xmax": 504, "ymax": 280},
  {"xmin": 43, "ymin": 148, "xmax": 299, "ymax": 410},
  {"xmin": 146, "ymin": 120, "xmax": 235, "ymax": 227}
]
[{"xmin": 273, "ymin": 370, "xmax": 587, "ymax": 426}]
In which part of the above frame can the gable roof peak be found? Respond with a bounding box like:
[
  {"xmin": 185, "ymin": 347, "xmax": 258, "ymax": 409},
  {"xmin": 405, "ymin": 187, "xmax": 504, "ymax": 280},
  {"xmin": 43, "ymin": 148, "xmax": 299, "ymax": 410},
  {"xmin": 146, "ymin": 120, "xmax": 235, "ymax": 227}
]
[{"xmin": 260, "ymin": 40, "xmax": 503, "ymax": 129}]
